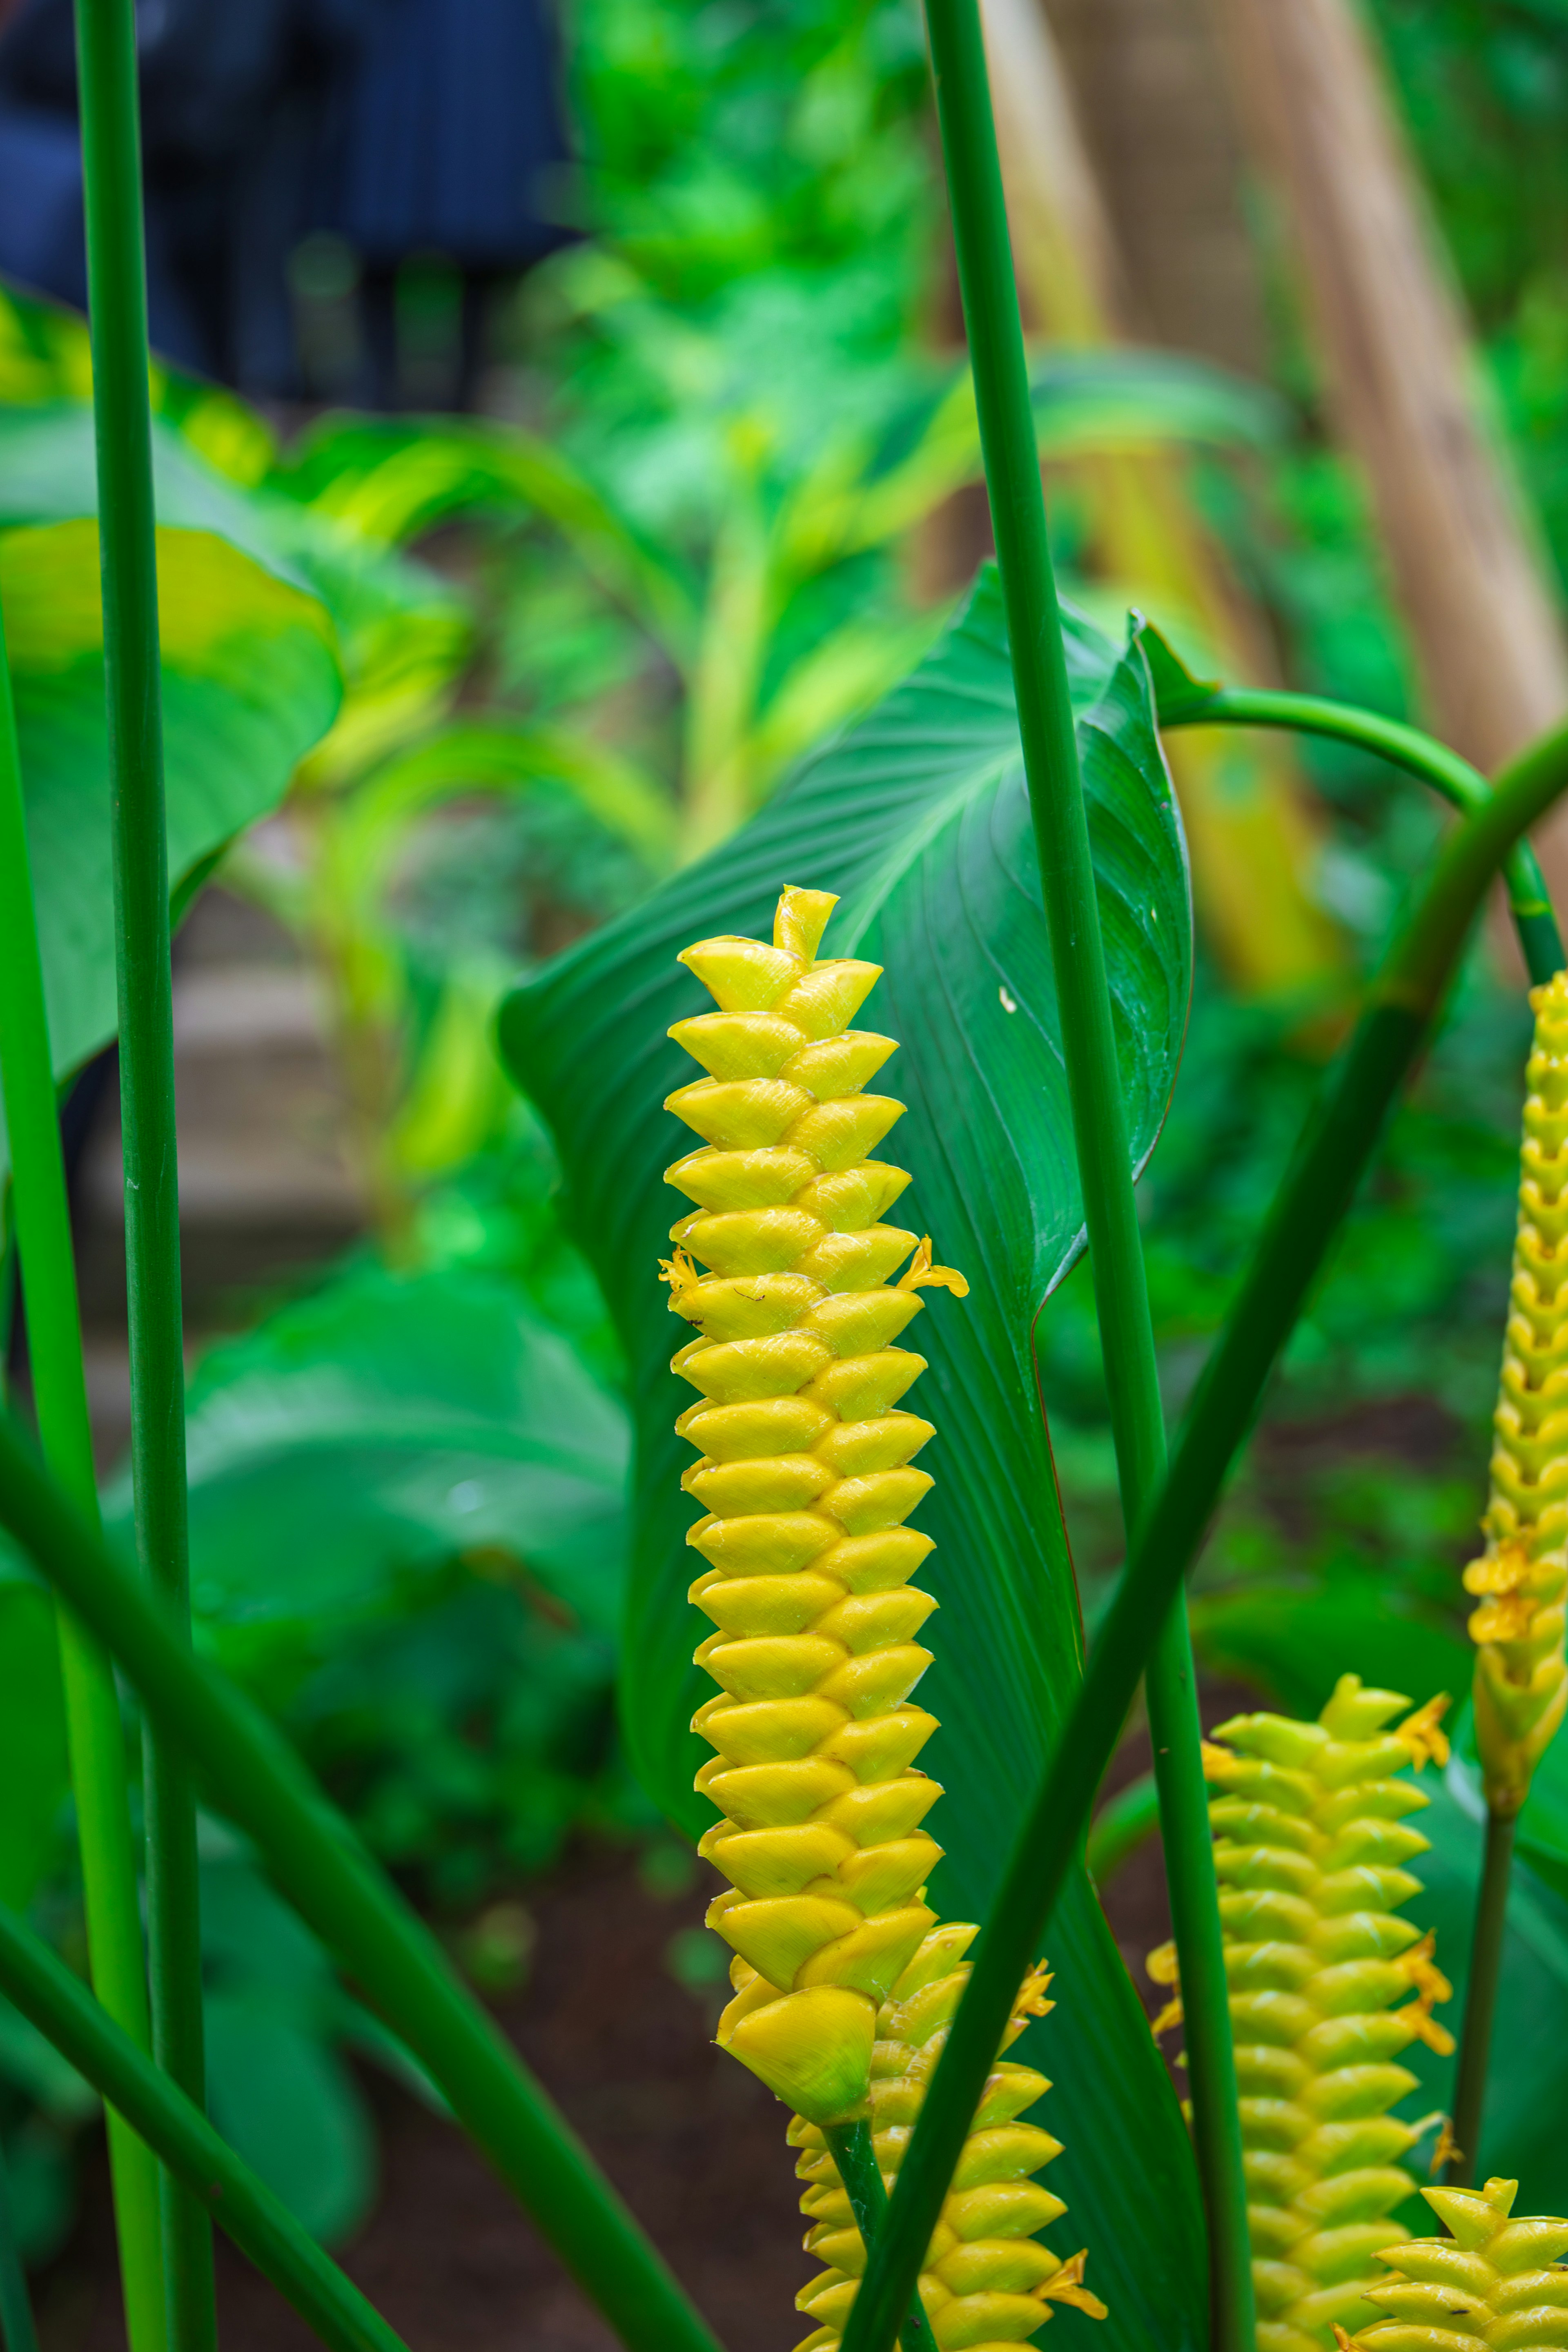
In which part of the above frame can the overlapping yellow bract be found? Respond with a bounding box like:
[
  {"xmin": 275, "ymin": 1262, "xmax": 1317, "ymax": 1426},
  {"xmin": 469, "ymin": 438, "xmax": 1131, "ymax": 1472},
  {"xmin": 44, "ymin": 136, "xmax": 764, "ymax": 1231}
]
[
  {"xmin": 1465, "ymin": 970, "xmax": 1568, "ymax": 1817},
  {"xmin": 1336, "ymin": 2175, "xmax": 1568, "ymax": 2352},
  {"xmin": 665, "ymin": 886, "xmax": 1103, "ymax": 2350},
  {"xmin": 791, "ymin": 1928, "xmax": 1106, "ymax": 2352},
  {"xmin": 1191, "ymin": 1677, "xmax": 1454, "ymax": 2352}
]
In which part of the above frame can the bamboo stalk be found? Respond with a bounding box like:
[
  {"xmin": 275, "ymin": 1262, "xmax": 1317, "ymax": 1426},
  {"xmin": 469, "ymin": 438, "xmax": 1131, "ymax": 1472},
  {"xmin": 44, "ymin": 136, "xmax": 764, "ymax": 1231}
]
[
  {"xmin": 917, "ymin": 0, "xmax": 1253, "ymax": 2338},
  {"xmin": 836, "ymin": 710, "xmax": 1568, "ymax": 2352},
  {"xmin": 0, "ymin": 1416, "xmax": 726, "ymax": 2352},
  {"xmin": 0, "ymin": 1902, "xmax": 408, "ymax": 2352},
  {"xmin": 71, "ymin": 2, "xmax": 212, "ymax": 2342},
  {"xmin": 0, "ymin": 603, "xmax": 166, "ymax": 2352}
]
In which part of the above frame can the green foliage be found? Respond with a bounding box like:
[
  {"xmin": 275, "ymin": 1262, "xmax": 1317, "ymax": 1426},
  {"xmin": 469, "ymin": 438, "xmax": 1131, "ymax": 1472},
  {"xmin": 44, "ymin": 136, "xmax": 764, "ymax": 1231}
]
[
  {"xmin": 0, "ymin": 407, "xmax": 342, "ymax": 1179},
  {"xmin": 501, "ymin": 568, "xmax": 1207, "ymax": 2352}
]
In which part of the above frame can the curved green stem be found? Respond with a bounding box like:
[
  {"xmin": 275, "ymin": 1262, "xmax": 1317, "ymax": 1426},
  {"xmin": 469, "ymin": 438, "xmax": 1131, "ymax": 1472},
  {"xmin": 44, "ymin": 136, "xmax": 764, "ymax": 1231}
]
[
  {"xmin": 1162, "ymin": 685, "xmax": 1563, "ymax": 984},
  {"xmin": 919, "ymin": 0, "xmax": 1251, "ymax": 2336},
  {"xmin": 0, "ymin": 593, "xmax": 165, "ymax": 2352},
  {"xmin": 1446, "ymin": 1809, "xmax": 1515, "ymax": 2187},
  {"xmin": 0, "ymin": 1410, "xmax": 724, "ymax": 2352},
  {"xmin": 0, "ymin": 1902, "xmax": 407, "ymax": 2352},
  {"xmin": 838, "ymin": 717, "xmax": 1568, "ymax": 2352},
  {"xmin": 73, "ymin": 2, "xmax": 212, "ymax": 2341}
]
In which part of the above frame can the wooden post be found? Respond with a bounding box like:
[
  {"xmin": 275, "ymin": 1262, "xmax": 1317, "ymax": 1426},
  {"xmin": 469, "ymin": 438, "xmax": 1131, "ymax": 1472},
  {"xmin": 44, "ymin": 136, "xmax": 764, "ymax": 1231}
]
[
  {"xmin": 1209, "ymin": 0, "xmax": 1568, "ymax": 872},
  {"xmin": 978, "ymin": 0, "xmax": 1347, "ymax": 998}
]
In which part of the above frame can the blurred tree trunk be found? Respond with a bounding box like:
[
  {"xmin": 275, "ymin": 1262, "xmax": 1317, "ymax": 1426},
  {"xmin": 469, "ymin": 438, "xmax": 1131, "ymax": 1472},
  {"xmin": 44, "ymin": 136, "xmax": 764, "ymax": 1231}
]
[
  {"xmin": 1209, "ymin": 0, "xmax": 1568, "ymax": 885},
  {"xmin": 975, "ymin": 0, "xmax": 1346, "ymax": 1000}
]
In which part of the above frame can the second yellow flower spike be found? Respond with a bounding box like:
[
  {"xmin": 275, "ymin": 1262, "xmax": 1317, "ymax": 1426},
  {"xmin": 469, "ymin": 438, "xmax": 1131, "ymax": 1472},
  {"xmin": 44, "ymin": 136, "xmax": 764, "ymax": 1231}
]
[
  {"xmin": 1336, "ymin": 2174, "xmax": 1568, "ymax": 2352},
  {"xmin": 1199, "ymin": 1675, "xmax": 1454, "ymax": 2352},
  {"xmin": 1465, "ymin": 969, "xmax": 1568, "ymax": 1817}
]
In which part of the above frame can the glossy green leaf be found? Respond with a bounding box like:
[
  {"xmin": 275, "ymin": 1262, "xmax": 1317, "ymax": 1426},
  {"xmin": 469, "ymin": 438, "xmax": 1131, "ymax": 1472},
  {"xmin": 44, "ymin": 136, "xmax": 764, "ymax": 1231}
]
[
  {"xmin": 200, "ymin": 1843, "xmax": 376, "ymax": 2245},
  {"xmin": 0, "ymin": 409, "xmax": 342, "ymax": 1178},
  {"xmin": 499, "ymin": 566, "xmax": 1205, "ymax": 2352},
  {"xmin": 1190, "ymin": 1574, "xmax": 1471, "ymax": 1720},
  {"xmin": 102, "ymin": 1264, "xmax": 629, "ymax": 1685}
]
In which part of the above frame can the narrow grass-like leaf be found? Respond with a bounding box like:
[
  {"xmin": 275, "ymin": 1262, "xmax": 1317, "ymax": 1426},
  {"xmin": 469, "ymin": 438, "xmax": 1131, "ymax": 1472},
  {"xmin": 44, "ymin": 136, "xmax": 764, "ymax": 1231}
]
[{"xmin": 0, "ymin": 1406, "xmax": 723, "ymax": 2352}]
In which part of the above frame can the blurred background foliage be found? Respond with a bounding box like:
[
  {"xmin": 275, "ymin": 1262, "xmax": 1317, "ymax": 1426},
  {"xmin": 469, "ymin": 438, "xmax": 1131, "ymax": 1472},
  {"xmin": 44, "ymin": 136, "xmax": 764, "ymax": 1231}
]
[{"xmin": 4, "ymin": 0, "xmax": 1568, "ymax": 2274}]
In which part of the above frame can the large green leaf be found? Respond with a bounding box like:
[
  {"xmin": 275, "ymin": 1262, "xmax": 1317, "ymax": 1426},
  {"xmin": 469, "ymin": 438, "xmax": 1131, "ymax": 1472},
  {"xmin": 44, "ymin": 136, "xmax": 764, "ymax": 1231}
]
[
  {"xmin": 1399, "ymin": 1768, "xmax": 1568, "ymax": 2212},
  {"xmin": 499, "ymin": 566, "xmax": 1205, "ymax": 2352},
  {"xmin": 102, "ymin": 1263, "xmax": 629, "ymax": 1693},
  {"xmin": 200, "ymin": 1838, "xmax": 377, "ymax": 2245},
  {"xmin": 0, "ymin": 408, "xmax": 342, "ymax": 1176}
]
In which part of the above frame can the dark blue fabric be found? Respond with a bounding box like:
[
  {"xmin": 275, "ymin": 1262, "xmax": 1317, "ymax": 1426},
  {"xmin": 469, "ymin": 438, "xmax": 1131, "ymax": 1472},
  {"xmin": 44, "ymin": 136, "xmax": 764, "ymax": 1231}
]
[
  {"xmin": 0, "ymin": 105, "xmax": 86, "ymax": 309},
  {"xmin": 324, "ymin": 0, "xmax": 573, "ymax": 267}
]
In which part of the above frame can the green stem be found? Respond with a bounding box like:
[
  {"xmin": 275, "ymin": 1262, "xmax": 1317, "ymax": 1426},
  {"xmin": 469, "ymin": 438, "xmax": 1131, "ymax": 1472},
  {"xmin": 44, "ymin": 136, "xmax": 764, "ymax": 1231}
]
[
  {"xmin": 1446, "ymin": 1808, "xmax": 1515, "ymax": 2187},
  {"xmin": 1084, "ymin": 1769, "xmax": 1160, "ymax": 1889},
  {"xmin": 0, "ymin": 2137, "xmax": 39, "ymax": 2352},
  {"xmin": 0, "ymin": 1413, "xmax": 725, "ymax": 2352},
  {"xmin": 822, "ymin": 2125, "xmax": 936, "ymax": 2352},
  {"xmin": 918, "ymin": 0, "xmax": 1251, "ymax": 2336},
  {"xmin": 0, "ymin": 595, "xmax": 165, "ymax": 2352},
  {"xmin": 71, "ymin": 3, "xmax": 213, "ymax": 2344},
  {"xmin": 1162, "ymin": 686, "xmax": 1564, "ymax": 984},
  {"xmin": 838, "ymin": 717, "xmax": 1568, "ymax": 2352},
  {"xmin": 0, "ymin": 1901, "xmax": 408, "ymax": 2352}
]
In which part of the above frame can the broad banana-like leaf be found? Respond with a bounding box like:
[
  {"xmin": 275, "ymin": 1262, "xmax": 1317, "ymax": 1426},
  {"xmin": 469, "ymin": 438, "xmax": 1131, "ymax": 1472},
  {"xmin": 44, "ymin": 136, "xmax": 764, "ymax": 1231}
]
[
  {"xmin": 103, "ymin": 1264, "xmax": 629, "ymax": 1681},
  {"xmin": 500, "ymin": 566, "xmax": 1206, "ymax": 2352},
  {"xmin": 0, "ymin": 408, "xmax": 342, "ymax": 1178}
]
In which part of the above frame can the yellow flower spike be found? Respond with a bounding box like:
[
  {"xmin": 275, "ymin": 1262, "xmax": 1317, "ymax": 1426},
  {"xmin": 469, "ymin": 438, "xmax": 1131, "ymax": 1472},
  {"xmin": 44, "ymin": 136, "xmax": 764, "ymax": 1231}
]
[
  {"xmin": 789, "ymin": 1927, "xmax": 1101, "ymax": 2352},
  {"xmin": 667, "ymin": 889, "xmax": 1101, "ymax": 2349},
  {"xmin": 667, "ymin": 886, "xmax": 961, "ymax": 2117},
  {"xmin": 1465, "ymin": 969, "xmax": 1568, "ymax": 1817},
  {"xmin": 1202, "ymin": 1674, "xmax": 1457, "ymax": 2352},
  {"xmin": 1336, "ymin": 2176, "xmax": 1568, "ymax": 2352}
]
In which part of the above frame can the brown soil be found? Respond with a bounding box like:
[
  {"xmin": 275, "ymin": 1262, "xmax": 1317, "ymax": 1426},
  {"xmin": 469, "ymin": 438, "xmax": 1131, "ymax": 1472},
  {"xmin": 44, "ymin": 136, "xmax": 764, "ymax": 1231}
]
[{"xmin": 35, "ymin": 1790, "xmax": 1189, "ymax": 2352}]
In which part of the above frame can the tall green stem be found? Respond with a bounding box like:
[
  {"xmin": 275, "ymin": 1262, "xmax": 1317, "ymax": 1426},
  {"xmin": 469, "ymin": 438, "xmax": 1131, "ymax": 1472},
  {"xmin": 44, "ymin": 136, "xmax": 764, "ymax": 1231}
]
[
  {"xmin": 837, "ymin": 719, "xmax": 1568, "ymax": 2352},
  {"xmin": 1446, "ymin": 1810, "xmax": 1515, "ymax": 2186},
  {"xmin": 0, "ymin": 609, "xmax": 165, "ymax": 2352},
  {"xmin": 918, "ymin": 0, "xmax": 1251, "ymax": 2337},
  {"xmin": 0, "ymin": 2138, "xmax": 39, "ymax": 2352},
  {"xmin": 822, "ymin": 2125, "xmax": 936, "ymax": 2352},
  {"xmin": 71, "ymin": 3, "xmax": 212, "ymax": 2343},
  {"xmin": 0, "ymin": 1414, "xmax": 724, "ymax": 2352},
  {"xmin": 1161, "ymin": 687, "xmax": 1564, "ymax": 983},
  {"xmin": 0, "ymin": 1901, "xmax": 408, "ymax": 2352}
]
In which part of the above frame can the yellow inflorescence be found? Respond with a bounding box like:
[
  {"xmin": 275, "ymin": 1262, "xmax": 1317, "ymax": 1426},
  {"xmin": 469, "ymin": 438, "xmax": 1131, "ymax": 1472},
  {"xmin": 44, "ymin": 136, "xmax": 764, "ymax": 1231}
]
[
  {"xmin": 1194, "ymin": 1676, "xmax": 1455, "ymax": 2352},
  {"xmin": 1464, "ymin": 970, "xmax": 1568, "ymax": 1818},
  {"xmin": 789, "ymin": 1927, "xmax": 1107, "ymax": 2352},
  {"xmin": 665, "ymin": 884, "xmax": 968, "ymax": 2123},
  {"xmin": 1335, "ymin": 2175, "xmax": 1568, "ymax": 2352},
  {"xmin": 667, "ymin": 887, "xmax": 1102, "ymax": 2351}
]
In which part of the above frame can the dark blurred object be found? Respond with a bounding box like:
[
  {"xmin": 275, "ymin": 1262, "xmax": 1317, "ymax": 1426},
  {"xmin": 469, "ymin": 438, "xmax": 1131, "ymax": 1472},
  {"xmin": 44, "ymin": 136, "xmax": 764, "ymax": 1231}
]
[
  {"xmin": 0, "ymin": 0, "xmax": 575, "ymax": 407},
  {"xmin": 322, "ymin": 0, "xmax": 576, "ymax": 409}
]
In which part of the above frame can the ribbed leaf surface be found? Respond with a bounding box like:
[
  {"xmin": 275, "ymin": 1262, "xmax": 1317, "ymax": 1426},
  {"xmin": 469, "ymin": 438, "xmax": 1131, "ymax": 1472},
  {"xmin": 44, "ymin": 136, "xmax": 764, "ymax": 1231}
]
[{"xmin": 501, "ymin": 567, "xmax": 1205, "ymax": 2352}]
